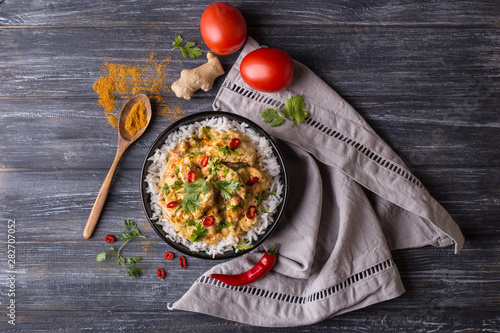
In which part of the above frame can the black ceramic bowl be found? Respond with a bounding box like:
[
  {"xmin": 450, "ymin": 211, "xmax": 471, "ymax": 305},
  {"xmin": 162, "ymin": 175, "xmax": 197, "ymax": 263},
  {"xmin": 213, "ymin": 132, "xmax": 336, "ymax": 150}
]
[{"xmin": 140, "ymin": 111, "xmax": 288, "ymax": 260}]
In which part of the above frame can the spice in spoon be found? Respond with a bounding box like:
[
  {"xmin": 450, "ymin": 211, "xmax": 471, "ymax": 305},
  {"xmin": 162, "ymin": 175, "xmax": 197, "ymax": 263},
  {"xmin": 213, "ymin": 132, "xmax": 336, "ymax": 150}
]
[{"xmin": 125, "ymin": 100, "xmax": 147, "ymax": 136}]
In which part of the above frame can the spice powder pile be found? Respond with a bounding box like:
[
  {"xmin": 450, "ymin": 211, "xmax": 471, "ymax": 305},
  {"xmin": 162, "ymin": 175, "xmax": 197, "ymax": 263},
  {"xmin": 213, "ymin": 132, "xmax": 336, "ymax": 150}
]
[
  {"xmin": 125, "ymin": 100, "xmax": 147, "ymax": 137},
  {"xmin": 93, "ymin": 52, "xmax": 184, "ymax": 127}
]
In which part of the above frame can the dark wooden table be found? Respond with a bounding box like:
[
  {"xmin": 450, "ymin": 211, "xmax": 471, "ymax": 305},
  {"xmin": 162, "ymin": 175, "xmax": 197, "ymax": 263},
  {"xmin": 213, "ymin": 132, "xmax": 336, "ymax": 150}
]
[{"xmin": 1, "ymin": 0, "xmax": 499, "ymax": 331}]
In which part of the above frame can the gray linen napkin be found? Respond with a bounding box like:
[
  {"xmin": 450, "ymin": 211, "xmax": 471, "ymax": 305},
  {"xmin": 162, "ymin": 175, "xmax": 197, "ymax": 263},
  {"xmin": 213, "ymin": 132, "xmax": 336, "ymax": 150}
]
[{"xmin": 168, "ymin": 37, "xmax": 465, "ymax": 327}]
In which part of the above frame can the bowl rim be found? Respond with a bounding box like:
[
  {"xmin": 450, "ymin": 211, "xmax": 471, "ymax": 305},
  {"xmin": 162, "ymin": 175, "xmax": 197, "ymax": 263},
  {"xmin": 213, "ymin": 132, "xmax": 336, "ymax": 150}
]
[{"xmin": 140, "ymin": 111, "xmax": 289, "ymax": 260}]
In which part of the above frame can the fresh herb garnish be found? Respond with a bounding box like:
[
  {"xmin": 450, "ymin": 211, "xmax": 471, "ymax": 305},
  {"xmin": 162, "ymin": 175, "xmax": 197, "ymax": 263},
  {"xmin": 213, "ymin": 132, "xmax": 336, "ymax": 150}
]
[
  {"xmin": 174, "ymin": 166, "xmax": 180, "ymax": 176},
  {"xmin": 186, "ymin": 220, "xmax": 208, "ymax": 242},
  {"xmin": 162, "ymin": 183, "xmax": 169, "ymax": 195},
  {"xmin": 236, "ymin": 243, "xmax": 254, "ymax": 251},
  {"xmin": 230, "ymin": 163, "xmax": 247, "ymax": 171},
  {"xmin": 174, "ymin": 204, "xmax": 183, "ymax": 216},
  {"xmin": 182, "ymin": 179, "xmax": 209, "ymax": 213},
  {"xmin": 170, "ymin": 179, "xmax": 183, "ymax": 191},
  {"xmin": 185, "ymin": 179, "xmax": 209, "ymax": 195},
  {"xmin": 218, "ymin": 145, "xmax": 242, "ymax": 157},
  {"xmin": 172, "ymin": 35, "xmax": 202, "ymax": 59},
  {"xmin": 216, "ymin": 221, "xmax": 232, "ymax": 233},
  {"xmin": 214, "ymin": 180, "xmax": 242, "ymax": 200},
  {"xmin": 255, "ymin": 190, "xmax": 275, "ymax": 212},
  {"xmin": 96, "ymin": 220, "xmax": 146, "ymax": 279},
  {"xmin": 207, "ymin": 157, "xmax": 221, "ymax": 178},
  {"xmin": 261, "ymin": 95, "xmax": 308, "ymax": 127},
  {"xmin": 202, "ymin": 126, "xmax": 212, "ymax": 140},
  {"xmin": 184, "ymin": 152, "xmax": 204, "ymax": 157},
  {"xmin": 227, "ymin": 202, "xmax": 242, "ymax": 212},
  {"xmin": 183, "ymin": 192, "xmax": 201, "ymax": 212}
]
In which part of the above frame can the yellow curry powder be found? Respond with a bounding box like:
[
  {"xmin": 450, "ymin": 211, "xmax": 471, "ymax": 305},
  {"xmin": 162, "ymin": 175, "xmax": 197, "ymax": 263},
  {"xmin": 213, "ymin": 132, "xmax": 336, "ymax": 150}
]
[
  {"xmin": 93, "ymin": 51, "xmax": 185, "ymax": 127},
  {"xmin": 125, "ymin": 100, "xmax": 147, "ymax": 136}
]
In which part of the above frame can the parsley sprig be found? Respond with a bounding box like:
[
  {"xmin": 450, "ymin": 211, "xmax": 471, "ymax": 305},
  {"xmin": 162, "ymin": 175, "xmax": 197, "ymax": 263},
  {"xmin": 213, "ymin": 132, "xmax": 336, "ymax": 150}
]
[
  {"xmin": 218, "ymin": 145, "xmax": 242, "ymax": 157},
  {"xmin": 214, "ymin": 180, "xmax": 242, "ymax": 200},
  {"xmin": 261, "ymin": 95, "xmax": 308, "ymax": 127},
  {"xmin": 96, "ymin": 220, "xmax": 146, "ymax": 279},
  {"xmin": 186, "ymin": 220, "xmax": 208, "ymax": 242},
  {"xmin": 172, "ymin": 35, "xmax": 202, "ymax": 59},
  {"xmin": 183, "ymin": 179, "xmax": 209, "ymax": 213}
]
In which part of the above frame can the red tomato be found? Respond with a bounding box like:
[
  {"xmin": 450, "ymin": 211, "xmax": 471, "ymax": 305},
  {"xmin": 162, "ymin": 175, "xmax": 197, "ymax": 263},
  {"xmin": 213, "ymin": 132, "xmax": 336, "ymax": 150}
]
[
  {"xmin": 200, "ymin": 2, "xmax": 247, "ymax": 55},
  {"xmin": 240, "ymin": 48, "xmax": 294, "ymax": 92}
]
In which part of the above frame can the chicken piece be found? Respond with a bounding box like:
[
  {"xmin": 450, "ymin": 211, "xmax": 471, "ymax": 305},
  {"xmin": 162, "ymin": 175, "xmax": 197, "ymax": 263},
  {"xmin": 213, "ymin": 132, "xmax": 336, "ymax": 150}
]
[
  {"xmin": 226, "ymin": 195, "xmax": 244, "ymax": 223},
  {"xmin": 239, "ymin": 166, "xmax": 271, "ymax": 196}
]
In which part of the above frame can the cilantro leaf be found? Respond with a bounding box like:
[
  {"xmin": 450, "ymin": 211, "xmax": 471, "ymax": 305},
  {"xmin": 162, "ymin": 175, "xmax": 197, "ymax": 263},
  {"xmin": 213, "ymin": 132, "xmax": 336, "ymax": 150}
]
[
  {"xmin": 218, "ymin": 145, "xmax": 242, "ymax": 157},
  {"xmin": 261, "ymin": 108, "xmax": 287, "ymax": 127},
  {"xmin": 170, "ymin": 179, "xmax": 183, "ymax": 191},
  {"xmin": 183, "ymin": 192, "xmax": 201, "ymax": 212},
  {"xmin": 207, "ymin": 157, "xmax": 221, "ymax": 178},
  {"xmin": 185, "ymin": 179, "xmax": 209, "ymax": 195},
  {"xmin": 186, "ymin": 220, "xmax": 208, "ymax": 242},
  {"xmin": 283, "ymin": 95, "xmax": 307, "ymax": 125},
  {"xmin": 214, "ymin": 180, "xmax": 242, "ymax": 200},
  {"xmin": 216, "ymin": 221, "xmax": 232, "ymax": 233},
  {"xmin": 261, "ymin": 95, "xmax": 308, "ymax": 127},
  {"xmin": 201, "ymin": 126, "xmax": 212, "ymax": 140},
  {"xmin": 95, "ymin": 220, "xmax": 145, "ymax": 279},
  {"xmin": 172, "ymin": 35, "xmax": 202, "ymax": 59},
  {"xmin": 236, "ymin": 244, "xmax": 254, "ymax": 250}
]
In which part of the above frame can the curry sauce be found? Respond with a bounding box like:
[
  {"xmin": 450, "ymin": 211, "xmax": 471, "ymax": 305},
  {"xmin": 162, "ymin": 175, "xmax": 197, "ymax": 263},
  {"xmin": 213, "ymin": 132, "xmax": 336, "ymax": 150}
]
[{"xmin": 158, "ymin": 126, "xmax": 271, "ymax": 245}]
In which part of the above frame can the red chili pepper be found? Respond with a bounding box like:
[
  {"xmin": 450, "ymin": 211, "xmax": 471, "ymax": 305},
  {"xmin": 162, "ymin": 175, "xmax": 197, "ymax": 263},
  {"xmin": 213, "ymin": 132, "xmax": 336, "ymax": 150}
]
[
  {"xmin": 202, "ymin": 216, "xmax": 214, "ymax": 227},
  {"xmin": 246, "ymin": 205, "xmax": 257, "ymax": 219},
  {"xmin": 187, "ymin": 170, "xmax": 197, "ymax": 183},
  {"xmin": 164, "ymin": 252, "xmax": 174, "ymax": 260},
  {"xmin": 179, "ymin": 255, "xmax": 187, "ymax": 269},
  {"xmin": 229, "ymin": 138, "xmax": 241, "ymax": 150},
  {"xmin": 246, "ymin": 176, "xmax": 259, "ymax": 186},
  {"xmin": 167, "ymin": 201, "xmax": 178, "ymax": 209},
  {"xmin": 200, "ymin": 155, "xmax": 209, "ymax": 167},
  {"xmin": 210, "ymin": 245, "xmax": 278, "ymax": 286},
  {"xmin": 104, "ymin": 235, "xmax": 115, "ymax": 243},
  {"xmin": 157, "ymin": 268, "xmax": 166, "ymax": 279}
]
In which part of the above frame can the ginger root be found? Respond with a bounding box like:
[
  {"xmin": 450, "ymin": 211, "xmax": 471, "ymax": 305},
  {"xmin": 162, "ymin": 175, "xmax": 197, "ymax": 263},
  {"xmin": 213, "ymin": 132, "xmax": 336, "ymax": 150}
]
[{"xmin": 171, "ymin": 52, "xmax": 225, "ymax": 100}]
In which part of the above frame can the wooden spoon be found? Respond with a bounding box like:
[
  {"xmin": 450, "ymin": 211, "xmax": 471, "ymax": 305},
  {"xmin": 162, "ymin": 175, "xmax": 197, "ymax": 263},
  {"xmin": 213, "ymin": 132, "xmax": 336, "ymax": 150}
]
[{"xmin": 83, "ymin": 94, "xmax": 152, "ymax": 239}]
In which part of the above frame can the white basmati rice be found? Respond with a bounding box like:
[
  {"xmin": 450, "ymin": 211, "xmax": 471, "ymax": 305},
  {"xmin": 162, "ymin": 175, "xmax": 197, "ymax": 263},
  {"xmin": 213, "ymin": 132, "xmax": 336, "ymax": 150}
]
[{"xmin": 144, "ymin": 116, "xmax": 284, "ymax": 257}]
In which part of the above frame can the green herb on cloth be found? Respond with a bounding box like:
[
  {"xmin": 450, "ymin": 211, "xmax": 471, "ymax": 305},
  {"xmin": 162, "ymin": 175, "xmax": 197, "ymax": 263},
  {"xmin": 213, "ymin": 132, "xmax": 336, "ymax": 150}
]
[{"xmin": 261, "ymin": 95, "xmax": 308, "ymax": 127}]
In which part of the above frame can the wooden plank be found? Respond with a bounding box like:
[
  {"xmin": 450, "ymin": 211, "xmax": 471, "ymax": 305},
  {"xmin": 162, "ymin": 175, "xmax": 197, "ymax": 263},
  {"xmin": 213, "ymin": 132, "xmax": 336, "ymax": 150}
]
[
  {"xmin": 0, "ymin": 97, "xmax": 498, "ymax": 170},
  {"xmin": 1, "ymin": 27, "xmax": 499, "ymax": 98},
  {"xmin": 1, "ymin": 307, "xmax": 499, "ymax": 332},
  {"xmin": 1, "ymin": 0, "xmax": 499, "ymax": 27}
]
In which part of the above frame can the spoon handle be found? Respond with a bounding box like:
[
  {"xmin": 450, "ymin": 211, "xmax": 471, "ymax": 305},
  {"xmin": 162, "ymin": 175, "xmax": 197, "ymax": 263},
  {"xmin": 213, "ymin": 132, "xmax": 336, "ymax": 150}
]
[{"xmin": 83, "ymin": 146, "xmax": 126, "ymax": 239}]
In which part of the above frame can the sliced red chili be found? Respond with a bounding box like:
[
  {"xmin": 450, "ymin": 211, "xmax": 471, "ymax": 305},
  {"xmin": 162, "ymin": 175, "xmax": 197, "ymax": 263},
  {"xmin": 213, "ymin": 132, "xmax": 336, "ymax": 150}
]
[
  {"xmin": 210, "ymin": 244, "xmax": 278, "ymax": 286},
  {"xmin": 164, "ymin": 252, "xmax": 174, "ymax": 260},
  {"xmin": 246, "ymin": 176, "xmax": 259, "ymax": 186},
  {"xmin": 203, "ymin": 216, "xmax": 215, "ymax": 227},
  {"xmin": 104, "ymin": 235, "xmax": 115, "ymax": 243},
  {"xmin": 229, "ymin": 138, "xmax": 241, "ymax": 150},
  {"xmin": 246, "ymin": 205, "xmax": 257, "ymax": 219},
  {"xmin": 167, "ymin": 201, "xmax": 178, "ymax": 209},
  {"xmin": 179, "ymin": 255, "xmax": 187, "ymax": 269},
  {"xmin": 156, "ymin": 268, "xmax": 166, "ymax": 279},
  {"xmin": 200, "ymin": 155, "xmax": 209, "ymax": 168},
  {"xmin": 187, "ymin": 170, "xmax": 197, "ymax": 183}
]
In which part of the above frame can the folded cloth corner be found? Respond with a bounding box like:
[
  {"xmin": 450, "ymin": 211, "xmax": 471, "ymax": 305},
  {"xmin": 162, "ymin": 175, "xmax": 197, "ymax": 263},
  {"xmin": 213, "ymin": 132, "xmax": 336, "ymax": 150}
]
[{"xmin": 168, "ymin": 37, "xmax": 465, "ymax": 327}]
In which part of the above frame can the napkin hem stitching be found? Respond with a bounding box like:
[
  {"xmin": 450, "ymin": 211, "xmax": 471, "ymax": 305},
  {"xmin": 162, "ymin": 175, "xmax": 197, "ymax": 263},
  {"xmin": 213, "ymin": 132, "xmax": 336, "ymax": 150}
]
[
  {"xmin": 198, "ymin": 258, "xmax": 394, "ymax": 305},
  {"xmin": 221, "ymin": 80, "xmax": 423, "ymax": 189}
]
